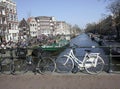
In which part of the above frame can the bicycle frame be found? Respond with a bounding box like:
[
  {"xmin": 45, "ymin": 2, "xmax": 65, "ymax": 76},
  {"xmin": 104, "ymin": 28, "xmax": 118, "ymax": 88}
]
[
  {"xmin": 63, "ymin": 49, "xmax": 84, "ymax": 67},
  {"xmin": 63, "ymin": 48, "xmax": 101, "ymax": 69}
]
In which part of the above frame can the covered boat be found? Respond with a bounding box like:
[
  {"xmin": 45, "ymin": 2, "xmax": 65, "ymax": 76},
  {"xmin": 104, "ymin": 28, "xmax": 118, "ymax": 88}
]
[{"xmin": 41, "ymin": 39, "xmax": 69, "ymax": 52}]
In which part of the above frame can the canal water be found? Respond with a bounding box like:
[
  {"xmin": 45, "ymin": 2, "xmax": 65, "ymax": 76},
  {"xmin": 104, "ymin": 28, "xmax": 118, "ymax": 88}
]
[{"xmin": 58, "ymin": 33, "xmax": 120, "ymax": 72}]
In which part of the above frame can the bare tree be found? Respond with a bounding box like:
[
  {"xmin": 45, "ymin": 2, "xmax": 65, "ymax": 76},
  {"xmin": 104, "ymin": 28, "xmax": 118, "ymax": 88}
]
[{"xmin": 107, "ymin": 0, "xmax": 120, "ymax": 40}]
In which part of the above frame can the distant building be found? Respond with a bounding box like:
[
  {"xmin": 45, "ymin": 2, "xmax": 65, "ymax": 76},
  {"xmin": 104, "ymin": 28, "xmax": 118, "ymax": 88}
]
[
  {"xmin": 18, "ymin": 18, "xmax": 30, "ymax": 40},
  {"xmin": 54, "ymin": 21, "xmax": 71, "ymax": 35},
  {"xmin": 0, "ymin": 0, "xmax": 18, "ymax": 42},
  {"xmin": 27, "ymin": 17, "xmax": 37, "ymax": 37},
  {"xmin": 26, "ymin": 16, "xmax": 72, "ymax": 40},
  {"xmin": 35, "ymin": 16, "xmax": 56, "ymax": 37}
]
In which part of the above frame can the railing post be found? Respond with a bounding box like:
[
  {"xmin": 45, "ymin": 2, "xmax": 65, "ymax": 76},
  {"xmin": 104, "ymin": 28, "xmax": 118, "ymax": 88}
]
[{"xmin": 108, "ymin": 45, "xmax": 113, "ymax": 73}]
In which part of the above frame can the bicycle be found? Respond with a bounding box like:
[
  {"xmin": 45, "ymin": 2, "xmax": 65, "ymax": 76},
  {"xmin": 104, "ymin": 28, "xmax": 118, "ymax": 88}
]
[
  {"xmin": 56, "ymin": 44, "xmax": 105, "ymax": 74},
  {"xmin": 14, "ymin": 47, "xmax": 56, "ymax": 74},
  {"xmin": 11, "ymin": 46, "xmax": 29, "ymax": 74},
  {"xmin": 0, "ymin": 47, "xmax": 15, "ymax": 74}
]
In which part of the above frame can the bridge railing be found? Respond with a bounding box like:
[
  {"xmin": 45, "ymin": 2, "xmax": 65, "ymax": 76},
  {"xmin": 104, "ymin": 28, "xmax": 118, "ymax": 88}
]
[{"xmin": 0, "ymin": 46, "xmax": 120, "ymax": 73}]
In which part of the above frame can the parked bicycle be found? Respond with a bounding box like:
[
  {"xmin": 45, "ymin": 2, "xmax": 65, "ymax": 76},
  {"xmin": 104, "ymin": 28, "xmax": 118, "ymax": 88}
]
[
  {"xmin": 14, "ymin": 47, "xmax": 56, "ymax": 74},
  {"xmin": 56, "ymin": 44, "xmax": 105, "ymax": 74},
  {"xmin": 0, "ymin": 47, "xmax": 15, "ymax": 74}
]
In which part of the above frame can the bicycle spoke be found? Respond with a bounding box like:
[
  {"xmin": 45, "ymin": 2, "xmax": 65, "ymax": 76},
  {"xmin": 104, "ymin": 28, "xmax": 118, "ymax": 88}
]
[
  {"xmin": 85, "ymin": 57, "xmax": 104, "ymax": 74},
  {"xmin": 38, "ymin": 57, "xmax": 56, "ymax": 74},
  {"xmin": 56, "ymin": 56, "xmax": 74, "ymax": 73}
]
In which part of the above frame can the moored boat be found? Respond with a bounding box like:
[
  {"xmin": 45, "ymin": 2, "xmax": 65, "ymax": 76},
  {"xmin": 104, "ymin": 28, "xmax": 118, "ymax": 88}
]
[{"xmin": 41, "ymin": 40, "xmax": 69, "ymax": 52}]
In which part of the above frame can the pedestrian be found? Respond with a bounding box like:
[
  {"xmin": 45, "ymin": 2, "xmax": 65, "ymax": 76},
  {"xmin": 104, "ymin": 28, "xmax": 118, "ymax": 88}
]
[{"xmin": 0, "ymin": 42, "xmax": 6, "ymax": 54}]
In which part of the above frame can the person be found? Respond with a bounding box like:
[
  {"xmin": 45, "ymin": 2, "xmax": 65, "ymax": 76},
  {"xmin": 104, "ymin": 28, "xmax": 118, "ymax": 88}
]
[{"xmin": 0, "ymin": 42, "xmax": 6, "ymax": 54}]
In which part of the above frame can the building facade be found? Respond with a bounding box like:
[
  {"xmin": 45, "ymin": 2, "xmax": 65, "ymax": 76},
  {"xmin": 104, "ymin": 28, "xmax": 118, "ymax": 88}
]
[
  {"xmin": 18, "ymin": 18, "xmax": 30, "ymax": 41},
  {"xmin": 27, "ymin": 17, "xmax": 37, "ymax": 37},
  {"xmin": 0, "ymin": 0, "xmax": 18, "ymax": 42},
  {"xmin": 0, "ymin": 2, "xmax": 7, "ymax": 42},
  {"xmin": 35, "ymin": 16, "xmax": 56, "ymax": 37},
  {"xmin": 55, "ymin": 21, "xmax": 71, "ymax": 35}
]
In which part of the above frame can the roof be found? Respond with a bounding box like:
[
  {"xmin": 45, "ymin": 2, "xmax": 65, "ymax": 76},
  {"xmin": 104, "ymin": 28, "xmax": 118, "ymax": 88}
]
[
  {"xmin": 27, "ymin": 17, "xmax": 36, "ymax": 23},
  {"xmin": 18, "ymin": 18, "xmax": 29, "ymax": 28}
]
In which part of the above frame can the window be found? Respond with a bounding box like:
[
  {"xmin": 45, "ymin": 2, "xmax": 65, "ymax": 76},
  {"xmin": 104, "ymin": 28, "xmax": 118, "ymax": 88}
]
[
  {"xmin": 2, "ymin": 9, "xmax": 5, "ymax": 15},
  {"xmin": 9, "ymin": 23, "xmax": 11, "ymax": 29},
  {"xmin": 37, "ymin": 19, "xmax": 40, "ymax": 22},
  {"xmin": 11, "ymin": 15, "xmax": 13, "ymax": 20}
]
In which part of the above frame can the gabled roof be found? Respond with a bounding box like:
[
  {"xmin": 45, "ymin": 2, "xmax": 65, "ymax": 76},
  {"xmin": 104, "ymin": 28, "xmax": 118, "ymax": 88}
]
[
  {"xmin": 18, "ymin": 18, "xmax": 29, "ymax": 28},
  {"xmin": 27, "ymin": 17, "xmax": 35, "ymax": 23}
]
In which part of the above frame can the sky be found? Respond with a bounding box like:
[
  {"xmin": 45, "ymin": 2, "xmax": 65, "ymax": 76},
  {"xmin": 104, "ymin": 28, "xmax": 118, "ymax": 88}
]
[{"xmin": 15, "ymin": 0, "xmax": 110, "ymax": 29}]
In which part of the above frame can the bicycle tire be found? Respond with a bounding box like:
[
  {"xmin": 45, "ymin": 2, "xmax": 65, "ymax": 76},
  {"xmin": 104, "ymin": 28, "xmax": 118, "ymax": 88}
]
[
  {"xmin": 0, "ymin": 63, "xmax": 2, "ymax": 74},
  {"xmin": 84, "ymin": 56, "xmax": 104, "ymax": 74},
  {"xmin": 14, "ymin": 59, "xmax": 28, "ymax": 74},
  {"xmin": 9, "ymin": 61, "xmax": 15, "ymax": 74},
  {"xmin": 1, "ymin": 58, "xmax": 12, "ymax": 74},
  {"xmin": 38, "ymin": 57, "xmax": 56, "ymax": 74},
  {"xmin": 56, "ymin": 56, "xmax": 74, "ymax": 73}
]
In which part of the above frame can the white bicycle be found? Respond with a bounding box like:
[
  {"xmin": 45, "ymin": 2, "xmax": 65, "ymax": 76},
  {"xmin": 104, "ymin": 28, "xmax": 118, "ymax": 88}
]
[{"xmin": 56, "ymin": 44, "xmax": 105, "ymax": 74}]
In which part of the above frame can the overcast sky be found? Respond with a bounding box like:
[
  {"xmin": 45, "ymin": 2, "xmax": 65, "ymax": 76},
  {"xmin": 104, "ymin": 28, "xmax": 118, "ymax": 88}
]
[{"xmin": 15, "ymin": 0, "xmax": 110, "ymax": 29}]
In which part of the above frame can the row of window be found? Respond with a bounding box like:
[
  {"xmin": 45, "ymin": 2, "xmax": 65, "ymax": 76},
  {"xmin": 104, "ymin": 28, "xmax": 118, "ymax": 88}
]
[
  {"xmin": 7, "ymin": 14, "xmax": 17, "ymax": 21},
  {"xmin": 8, "ymin": 23, "xmax": 18, "ymax": 29},
  {"xmin": 0, "ymin": 17, "xmax": 7, "ymax": 24},
  {"xmin": 30, "ymin": 23, "xmax": 55, "ymax": 27},
  {"xmin": 30, "ymin": 24, "xmax": 37, "ymax": 27}
]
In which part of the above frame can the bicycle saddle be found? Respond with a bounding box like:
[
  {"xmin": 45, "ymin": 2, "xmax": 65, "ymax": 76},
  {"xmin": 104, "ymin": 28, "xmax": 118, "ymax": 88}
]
[{"xmin": 85, "ymin": 49, "xmax": 91, "ymax": 53}]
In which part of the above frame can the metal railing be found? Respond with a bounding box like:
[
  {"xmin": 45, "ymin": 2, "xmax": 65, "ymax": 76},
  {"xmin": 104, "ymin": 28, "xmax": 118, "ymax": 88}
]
[
  {"xmin": 77, "ymin": 45, "xmax": 120, "ymax": 73},
  {"xmin": 0, "ymin": 45, "xmax": 120, "ymax": 74},
  {"xmin": 106, "ymin": 45, "xmax": 120, "ymax": 74}
]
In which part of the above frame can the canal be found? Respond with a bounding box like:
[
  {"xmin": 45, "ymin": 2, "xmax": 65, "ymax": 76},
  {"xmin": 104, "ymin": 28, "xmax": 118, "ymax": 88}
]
[{"xmin": 58, "ymin": 33, "xmax": 120, "ymax": 72}]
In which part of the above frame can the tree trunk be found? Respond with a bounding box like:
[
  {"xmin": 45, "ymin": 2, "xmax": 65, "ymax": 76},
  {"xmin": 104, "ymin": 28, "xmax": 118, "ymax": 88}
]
[{"xmin": 116, "ymin": 25, "xmax": 120, "ymax": 40}]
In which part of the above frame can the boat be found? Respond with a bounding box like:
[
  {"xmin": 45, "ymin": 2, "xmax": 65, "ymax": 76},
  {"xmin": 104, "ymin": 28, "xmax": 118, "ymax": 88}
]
[{"xmin": 41, "ymin": 39, "xmax": 69, "ymax": 52}]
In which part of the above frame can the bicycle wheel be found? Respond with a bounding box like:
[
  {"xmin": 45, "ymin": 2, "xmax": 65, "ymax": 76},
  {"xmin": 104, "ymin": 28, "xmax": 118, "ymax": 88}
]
[
  {"xmin": 0, "ymin": 64, "xmax": 1, "ymax": 71},
  {"xmin": 84, "ymin": 56, "xmax": 104, "ymax": 74},
  {"xmin": 9, "ymin": 60, "xmax": 15, "ymax": 74},
  {"xmin": 1, "ymin": 58, "xmax": 12, "ymax": 74},
  {"xmin": 0, "ymin": 63, "xmax": 2, "ymax": 74},
  {"xmin": 38, "ymin": 57, "xmax": 56, "ymax": 74},
  {"xmin": 14, "ymin": 59, "xmax": 28, "ymax": 74},
  {"xmin": 56, "ymin": 56, "xmax": 74, "ymax": 73}
]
